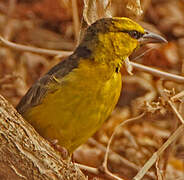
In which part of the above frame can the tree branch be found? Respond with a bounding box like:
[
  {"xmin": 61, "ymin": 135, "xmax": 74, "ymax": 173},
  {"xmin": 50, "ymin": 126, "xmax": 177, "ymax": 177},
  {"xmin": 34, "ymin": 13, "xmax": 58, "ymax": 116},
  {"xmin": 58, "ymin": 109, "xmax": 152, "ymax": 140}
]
[{"xmin": 0, "ymin": 95, "xmax": 86, "ymax": 180}]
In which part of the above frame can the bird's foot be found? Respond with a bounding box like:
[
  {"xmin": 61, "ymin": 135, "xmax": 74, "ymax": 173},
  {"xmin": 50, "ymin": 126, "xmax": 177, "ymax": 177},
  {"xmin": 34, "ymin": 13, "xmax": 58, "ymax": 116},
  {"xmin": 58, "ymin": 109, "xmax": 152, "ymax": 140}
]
[{"xmin": 50, "ymin": 139, "xmax": 69, "ymax": 160}]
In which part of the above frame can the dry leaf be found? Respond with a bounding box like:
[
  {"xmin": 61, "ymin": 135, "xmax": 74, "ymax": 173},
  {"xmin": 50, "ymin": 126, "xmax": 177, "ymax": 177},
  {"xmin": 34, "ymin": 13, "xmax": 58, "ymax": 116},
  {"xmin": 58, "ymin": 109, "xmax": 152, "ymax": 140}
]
[{"xmin": 126, "ymin": 0, "xmax": 143, "ymax": 16}]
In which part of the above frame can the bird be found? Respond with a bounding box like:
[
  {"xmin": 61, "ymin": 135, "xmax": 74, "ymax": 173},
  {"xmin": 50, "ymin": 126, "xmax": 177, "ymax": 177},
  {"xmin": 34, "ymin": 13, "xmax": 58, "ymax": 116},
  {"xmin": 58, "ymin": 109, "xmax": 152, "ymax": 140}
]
[{"xmin": 16, "ymin": 17, "xmax": 167, "ymax": 155}]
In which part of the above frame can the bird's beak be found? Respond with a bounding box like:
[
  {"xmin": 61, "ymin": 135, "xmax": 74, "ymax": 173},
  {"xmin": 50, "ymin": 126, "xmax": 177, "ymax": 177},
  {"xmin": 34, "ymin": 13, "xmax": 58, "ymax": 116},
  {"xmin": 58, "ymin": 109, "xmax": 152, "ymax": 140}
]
[{"xmin": 139, "ymin": 30, "xmax": 167, "ymax": 44}]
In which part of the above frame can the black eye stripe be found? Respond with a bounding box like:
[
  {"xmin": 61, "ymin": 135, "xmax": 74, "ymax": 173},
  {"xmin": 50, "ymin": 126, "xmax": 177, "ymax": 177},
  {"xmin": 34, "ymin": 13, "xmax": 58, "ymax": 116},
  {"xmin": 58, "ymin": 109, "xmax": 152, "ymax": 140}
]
[{"xmin": 121, "ymin": 30, "xmax": 143, "ymax": 39}]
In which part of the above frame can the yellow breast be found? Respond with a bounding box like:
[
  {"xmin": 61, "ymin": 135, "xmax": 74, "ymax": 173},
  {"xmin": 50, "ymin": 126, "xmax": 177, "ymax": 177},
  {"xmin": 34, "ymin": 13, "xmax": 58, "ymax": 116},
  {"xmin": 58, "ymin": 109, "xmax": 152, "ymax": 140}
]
[{"xmin": 24, "ymin": 59, "xmax": 122, "ymax": 153}]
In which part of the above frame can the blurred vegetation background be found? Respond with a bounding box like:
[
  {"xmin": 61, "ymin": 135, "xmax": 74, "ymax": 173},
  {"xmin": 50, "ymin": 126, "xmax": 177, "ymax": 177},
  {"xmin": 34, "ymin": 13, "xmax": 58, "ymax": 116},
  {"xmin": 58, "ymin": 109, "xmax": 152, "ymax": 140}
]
[{"xmin": 0, "ymin": 0, "xmax": 184, "ymax": 179}]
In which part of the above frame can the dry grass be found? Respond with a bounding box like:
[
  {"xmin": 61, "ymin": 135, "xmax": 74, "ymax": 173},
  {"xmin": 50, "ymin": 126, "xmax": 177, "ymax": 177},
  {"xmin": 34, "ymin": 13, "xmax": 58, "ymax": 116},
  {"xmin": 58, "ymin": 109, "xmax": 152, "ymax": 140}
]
[{"xmin": 0, "ymin": 0, "xmax": 184, "ymax": 179}]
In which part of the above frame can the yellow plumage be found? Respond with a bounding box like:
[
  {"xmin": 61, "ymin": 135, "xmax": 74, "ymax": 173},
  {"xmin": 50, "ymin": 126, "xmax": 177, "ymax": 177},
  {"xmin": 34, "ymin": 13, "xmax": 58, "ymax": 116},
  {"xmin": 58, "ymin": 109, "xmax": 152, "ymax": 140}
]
[{"xmin": 16, "ymin": 17, "xmax": 166, "ymax": 154}]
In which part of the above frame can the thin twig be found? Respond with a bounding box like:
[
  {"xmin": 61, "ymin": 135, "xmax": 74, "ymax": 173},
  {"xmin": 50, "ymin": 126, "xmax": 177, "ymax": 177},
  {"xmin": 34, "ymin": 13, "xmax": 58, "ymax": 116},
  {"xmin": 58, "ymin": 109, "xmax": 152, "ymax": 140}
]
[
  {"xmin": 0, "ymin": 36, "xmax": 72, "ymax": 56},
  {"xmin": 124, "ymin": 57, "xmax": 133, "ymax": 75},
  {"xmin": 75, "ymin": 163, "xmax": 119, "ymax": 180},
  {"xmin": 168, "ymin": 100, "xmax": 184, "ymax": 124},
  {"xmin": 75, "ymin": 163, "xmax": 99, "ymax": 175},
  {"xmin": 1, "ymin": 36, "xmax": 184, "ymax": 84},
  {"xmin": 133, "ymin": 98, "xmax": 184, "ymax": 180},
  {"xmin": 102, "ymin": 113, "xmax": 146, "ymax": 180},
  {"xmin": 131, "ymin": 62, "xmax": 184, "ymax": 84},
  {"xmin": 102, "ymin": 169, "xmax": 123, "ymax": 180},
  {"xmin": 155, "ymin": 159, "xmax": 163, "ymax": 180},
  {"xmin": 88, "ymin": 138, "xmax": 155, "ymax": 179},
  {"xmin": 71, "ymin": 0, "xmax": 80, "ymax": 42},
  {"xmin": 133, "ymin": 124, "xmax": 184, "ymax": 180},
  {"xmin": 171, "ymin": 90, "xmax": 184, "ymax": 102}
]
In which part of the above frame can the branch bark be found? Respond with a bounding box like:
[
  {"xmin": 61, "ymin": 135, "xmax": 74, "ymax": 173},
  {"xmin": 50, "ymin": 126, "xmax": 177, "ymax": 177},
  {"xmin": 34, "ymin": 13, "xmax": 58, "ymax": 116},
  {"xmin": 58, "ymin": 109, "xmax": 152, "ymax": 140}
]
[{"xmin": 0, "ymin": 95, "xmax": 86, "ymax": 180}]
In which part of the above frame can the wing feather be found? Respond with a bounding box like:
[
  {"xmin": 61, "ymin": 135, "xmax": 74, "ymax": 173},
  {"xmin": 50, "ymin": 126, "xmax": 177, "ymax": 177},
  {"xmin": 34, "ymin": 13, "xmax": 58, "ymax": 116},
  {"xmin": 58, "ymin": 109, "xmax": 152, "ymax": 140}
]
[
  {"xmin": 16, "ymin": 54, "xmax": 79, "ymax": 114},
  {"xmin": 16, "ymin": 45, "xmax": 92, "ymax": 114}
]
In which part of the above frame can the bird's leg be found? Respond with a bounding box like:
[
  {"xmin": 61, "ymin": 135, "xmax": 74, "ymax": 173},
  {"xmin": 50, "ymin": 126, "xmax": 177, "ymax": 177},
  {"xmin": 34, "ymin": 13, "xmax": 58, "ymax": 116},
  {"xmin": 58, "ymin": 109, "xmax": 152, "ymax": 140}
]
[{"xmin": 49, "ymin": 139, "xmax": 69, "ymax": 160}]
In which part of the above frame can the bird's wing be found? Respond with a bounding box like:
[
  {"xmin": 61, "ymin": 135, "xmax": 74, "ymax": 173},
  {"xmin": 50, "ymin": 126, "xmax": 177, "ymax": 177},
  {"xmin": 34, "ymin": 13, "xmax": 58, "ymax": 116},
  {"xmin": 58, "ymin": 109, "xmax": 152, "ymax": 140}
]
[{"xmin": 16, "ymin": 53, "xmax": 79, "ymax": 114}]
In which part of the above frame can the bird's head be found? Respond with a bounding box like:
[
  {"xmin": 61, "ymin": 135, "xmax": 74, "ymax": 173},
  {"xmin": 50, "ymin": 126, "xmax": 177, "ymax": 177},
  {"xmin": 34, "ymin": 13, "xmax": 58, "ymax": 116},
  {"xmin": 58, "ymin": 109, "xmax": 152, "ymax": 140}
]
[{"xmin": 77, "ymin": 17, "xmax": 167, "ymax": 66}]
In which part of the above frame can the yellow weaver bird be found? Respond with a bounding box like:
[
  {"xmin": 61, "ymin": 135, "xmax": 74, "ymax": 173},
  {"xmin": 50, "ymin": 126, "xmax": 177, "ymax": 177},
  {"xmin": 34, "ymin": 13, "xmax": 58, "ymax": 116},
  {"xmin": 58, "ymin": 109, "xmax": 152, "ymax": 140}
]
[{"xmin": 17, "ymin": 17, "xmax": 166, "ymax": 154}]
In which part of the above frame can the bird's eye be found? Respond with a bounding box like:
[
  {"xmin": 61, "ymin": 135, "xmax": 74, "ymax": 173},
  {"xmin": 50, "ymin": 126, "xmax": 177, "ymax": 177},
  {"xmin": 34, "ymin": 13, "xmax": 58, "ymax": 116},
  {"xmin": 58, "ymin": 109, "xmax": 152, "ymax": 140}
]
[{"xmin": 128, "ymin": 30, "xmax": 142, "ymax": 39}]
